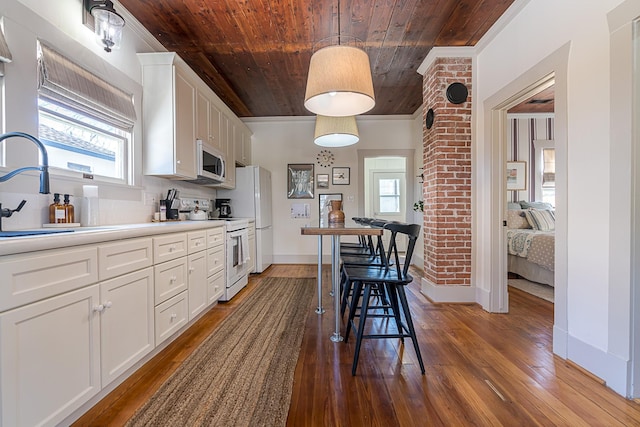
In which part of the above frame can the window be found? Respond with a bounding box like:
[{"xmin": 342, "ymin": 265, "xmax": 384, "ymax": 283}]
[
  {"xmin": 378, "ymin": 178, "xmax": 400, "ymax": 213},
  {"xmin": 36, "ymin": 41, "xmax": 135, "ymax": 184},
  {"xmin": 533, "ymin": 140, "xmax": 555, "ymax": 206},
  {"xmin": 541, "ymin": 148, "xmax": 555, "ymax": 204},
  {"xmin": 0, "ymin": 22, "xmax": 12, "ymax": 140}
]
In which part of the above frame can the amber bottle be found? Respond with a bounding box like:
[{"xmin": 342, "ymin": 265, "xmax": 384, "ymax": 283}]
[
  {"xmin": 49, "ymin": 193, "xmax": 66, "ymax": 223},
  {"xmin": 63, "ymin": 194, "xmax": 75, "ymax": 223}
]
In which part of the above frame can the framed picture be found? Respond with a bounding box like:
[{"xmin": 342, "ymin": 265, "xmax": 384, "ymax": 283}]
[
  {"xmin": 287, "ymin": 163, "xmax": 314, "ymax": 199},
  {"xmin": 316, "ymin": 174, "xmax": 329, "ymax": 189},
  {"xmin": 506, "ymin": 161, "xmax": 527, "ymax": 191},
  {"xmin": 332, "ymin": 167, "xmax": 350, "ymax": 185},
  {"xmin": 319, "ymin": 193, "xmax": 342, "ymax": 227}
]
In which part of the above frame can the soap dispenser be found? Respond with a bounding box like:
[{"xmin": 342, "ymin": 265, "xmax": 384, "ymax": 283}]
[
  {"xmin": 63, "ymin": 194, "xmax": 75, "ymax": 223},
  {"xmin": 49, "ymin": 193, "xmax": 66, "ymax": 223}
]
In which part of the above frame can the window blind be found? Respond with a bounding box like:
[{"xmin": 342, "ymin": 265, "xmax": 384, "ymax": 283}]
[
  {"xmin": 0, "ymin": 23, "xmax": 13, "ymax": 77},
  {"xmin": 37, "ymin": 41, "xmax": 136, "ymax": 129},
  {"xmin": 0, "ymin": 25, "xmax": 12, "ymax": 63}
]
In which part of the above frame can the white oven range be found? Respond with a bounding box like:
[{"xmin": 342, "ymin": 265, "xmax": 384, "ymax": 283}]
[{"xmin": 220, "ymin": 219, "xmax": 251, "ymax": 301}]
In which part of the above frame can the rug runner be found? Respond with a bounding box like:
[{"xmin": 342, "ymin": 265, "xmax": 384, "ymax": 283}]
[{"xmin": 125, "ymin": 277, "xmax": 315, "ymax": 426}]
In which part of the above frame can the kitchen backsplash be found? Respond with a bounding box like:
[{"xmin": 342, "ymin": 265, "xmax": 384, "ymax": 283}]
[{"xmin": 0, "ymin": 175, "xmax": 217, "ymax": 230}]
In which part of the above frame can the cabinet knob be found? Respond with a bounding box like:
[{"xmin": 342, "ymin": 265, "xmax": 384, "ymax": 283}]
[
  {"xmin": 93, "ymin": 304, "xmax": 105, "ymax": 312},
  {"xmin": 189, "ymin": 267, "xmax": 195, "ymax": 273},
  {"xmin": 169, "ymin": 244, "xmax": 176, "ymax": 252},
  {"xmin": 104, "ymin": 301, "xmax": 113, "ymax": 309},
  {"xmin": 170, "ymin": 275, "xmax": 177, "ymax": 283},
  {"xmin": 170, "ymin": 313, "xmax": 177, "ymax": 321}
]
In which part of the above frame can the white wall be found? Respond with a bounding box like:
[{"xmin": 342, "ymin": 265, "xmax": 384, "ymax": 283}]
[
  {"xmin": 244, "ymin": 115, "xmax": 418, "ymax": 264},
  {"xmin": 473, "ymin": 0, "xmax": 637, "ymax": 395},
  {"xmin": 0, "ymin": 0, "xmax": 218, "ymax": 228}
]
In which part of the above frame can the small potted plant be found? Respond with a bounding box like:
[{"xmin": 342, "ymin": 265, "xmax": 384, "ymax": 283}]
[{"xmin": 413, "ymin": 200, "xmax": 424, "ymax": 212}]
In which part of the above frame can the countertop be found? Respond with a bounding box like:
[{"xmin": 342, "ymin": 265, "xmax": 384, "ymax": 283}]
[{"xmin": 0, "ymin": 220, "xmax": 228, "ymax": 257}]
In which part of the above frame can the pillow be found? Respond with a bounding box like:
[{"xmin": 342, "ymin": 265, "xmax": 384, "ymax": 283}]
[
  {"xmin": 524, "ymin": 209, "xmax": 555, "ymax": 231},
  {"xmin": 506, "ymin": 210, "xmax": 531, "ymax": 229},
  {"xmin": 507, "ymin": 202, "xmax": 522, "ymax": 210},
  {"xmin": 519, "ymin": 200, "xmax": 554, "ymax": 210}
]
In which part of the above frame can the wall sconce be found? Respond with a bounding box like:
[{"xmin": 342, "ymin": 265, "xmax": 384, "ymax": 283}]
[{"xmin": 83, "ymin": 0, "xmax": 125, "ymax": 52}]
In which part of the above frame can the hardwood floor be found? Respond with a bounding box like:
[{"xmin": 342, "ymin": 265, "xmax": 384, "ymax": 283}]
[{"xmin": 74, "ymin": 264, "xmax": 640, "ymax": 426}]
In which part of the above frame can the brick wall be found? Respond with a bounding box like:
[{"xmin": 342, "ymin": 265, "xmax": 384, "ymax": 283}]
[{"xmin": 422, "ymin": 57, "xmax": 472, "ymax": 286}]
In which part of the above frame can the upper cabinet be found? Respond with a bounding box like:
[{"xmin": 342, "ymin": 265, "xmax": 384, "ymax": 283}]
[
  {"xmin": 196, "ymin": 91, "xmax": 224, "ymax": 153},
  {"xmin": 138, "ymin": 53, "xmax": 197, "ymax": 179},
  {"xmin": 234, "ymin": 124, "xmax": 252, "ymax": 167},
  {"xmin": 138, "ymin": 52, "xmax": 252, "ymax": 188}
]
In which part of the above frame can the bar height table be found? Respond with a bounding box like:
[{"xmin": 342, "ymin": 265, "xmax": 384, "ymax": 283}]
[{"xmin": 301, "ymin": 224, "xmax": 384, "ymax": 342}]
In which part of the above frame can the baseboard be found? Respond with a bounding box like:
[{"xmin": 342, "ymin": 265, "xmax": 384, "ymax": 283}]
[
  {"xmin": 566, "ymin": 333, "xmax": 631, "ymax": 397},
  {"xmin": 420, "ymin": 277, "xmax": 476, "ymax": 303}
]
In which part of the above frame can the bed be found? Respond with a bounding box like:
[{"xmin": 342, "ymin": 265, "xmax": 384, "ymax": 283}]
[{"xmin": 506, "ymin": 207, "xmax": 555, "ymax": 287}]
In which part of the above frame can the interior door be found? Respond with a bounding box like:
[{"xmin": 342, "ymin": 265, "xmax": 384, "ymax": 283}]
[{"xmin": 372, "ymin": 171, "xmax": 407, "ymax": 251}]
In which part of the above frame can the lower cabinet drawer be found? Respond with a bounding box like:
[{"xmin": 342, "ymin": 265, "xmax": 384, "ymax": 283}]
[
  {"xmin": 153, "ymin": 258, "xmax": 187, "ymax": 305},
  {"xmin": 207, "ymin": 245, "xmax": 224, "ymax": 277},
  {"xmin": 206, "ymin": 227, "xmax": 224, "ymax": 248},
  {"xmin": 154, "ymin": 291, "xmax": 188, "ymax": 346},
  {"xmin": 0, "ymin": 245, "xmax": 98, "ymax": 312},
  {"xmin": 208, "ymin": 270, "xmax": 225, "ymax": 304}
]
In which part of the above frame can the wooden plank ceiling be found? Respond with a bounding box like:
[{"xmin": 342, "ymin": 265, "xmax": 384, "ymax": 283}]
[{"xmin": 119, "ymin": 0, "xmax": 516, "ymax": 117}]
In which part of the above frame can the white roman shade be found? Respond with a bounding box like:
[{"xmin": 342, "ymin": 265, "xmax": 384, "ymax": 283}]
[
  {"xmin": 0, "ymin": 21, "xmax": 13, "ymax": 77},
  {"xmin": 0, "ymin": 26, "xmax": 12, "ymax": 63},
  {"xmin": 37, "ymin": 41, "xmax": 136, "ymax": 129}
]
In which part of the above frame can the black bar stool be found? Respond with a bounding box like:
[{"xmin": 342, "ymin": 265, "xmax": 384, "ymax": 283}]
[{"xmin": 343, "ymin": 222, "xmax": 425, "ymax": 375}]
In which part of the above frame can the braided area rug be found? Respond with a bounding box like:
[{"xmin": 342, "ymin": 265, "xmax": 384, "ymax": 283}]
[{"xmin": 126, "ymin": 277, "xmax": 315, "ymax": 427}]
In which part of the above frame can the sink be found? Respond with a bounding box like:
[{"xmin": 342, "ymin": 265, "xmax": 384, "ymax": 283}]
[{"xmin": 0, "ymin": 229, "xmax": 75, "ymax": 238}]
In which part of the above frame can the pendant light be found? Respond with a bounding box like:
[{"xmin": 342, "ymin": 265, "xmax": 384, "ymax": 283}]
[
  {"xmin": 304, "ymin": 1, "xmax": 375, "ymax": 117},
  {"xmin": 83, "ymin": 0, "xmax": 126, "ymax": 53},
  {"xmin": 314, "ymin": 115, "xmax": 359, "ymax": 147}
]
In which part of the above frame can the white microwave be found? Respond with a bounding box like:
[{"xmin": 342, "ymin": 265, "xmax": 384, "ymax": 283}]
[{"xmin": 189, "ymin": 140, "xmax": 226, "ymax": 185}]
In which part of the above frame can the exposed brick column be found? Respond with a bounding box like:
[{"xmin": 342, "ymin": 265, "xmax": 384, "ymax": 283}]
[{"xmin": 422, "ymin": 57, "xmax": 472, "ymax": 287}]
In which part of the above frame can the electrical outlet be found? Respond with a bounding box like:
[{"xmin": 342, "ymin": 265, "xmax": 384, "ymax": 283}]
[
  {"xmin": 144, "ymin": 192, "xmax": 157, "ymax": 206},
  {"xmin": 347, "ymin": 195, "xmax": 355, "ymax": 202}
]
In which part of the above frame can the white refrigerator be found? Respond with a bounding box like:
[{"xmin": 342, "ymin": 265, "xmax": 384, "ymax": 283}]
[{"xmin": 218, "ymin": 166, "xmax": 273, "ymax": 272}]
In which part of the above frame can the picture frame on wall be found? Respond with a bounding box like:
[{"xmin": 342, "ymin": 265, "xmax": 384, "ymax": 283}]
[
  {"xmin": 332, "ymin": 167, "xmax": 350, "ymax": 185},
  {"xmin": 506, "ymin": 161, "xmax": 527, "ymax": 191},
  {"xmin": 319, "ymin": 193, "xmax": 342, "ymax": 226},
  {"xmin": 316, "ymin": 174, "xmax": 329, "ymax": 189},
  {"xmin": 287, "ymin": 163, "xmax": 314, "ymax": 199}
]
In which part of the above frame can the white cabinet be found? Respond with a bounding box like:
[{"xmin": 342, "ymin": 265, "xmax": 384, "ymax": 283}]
[
  {"xmin": 234, "ymin": 124, "xmax": 252, "ymax": 167},
  {"xmin": 206, "ymin": 227, "xmax": 226, "ymax": 303},
  {"xmin": 155, "ymin": 291, "xmax": 188, "ymax": 344},
  {"xmin": 153, "ymin": 232, "xmax": 188, "ymax": 264},
  {"xmin": 138, "ymin": 52, "xmax": 197, "ymax": 179},
  {"xmin": 187, "ymin": 230, "xmax": 208, "ymax": 320},
  {"xmin": 154, "ymin": 257, "xmax": 188, "ymax": 305},
  {"xmin": 196, "ymin": 89, "xmax": 224, "ymax": 153},
  {"xmin": 0, "ymin": 285, "xmax": 101, "ymax": 427},
  {"xmin": 0, "ymin": 224, "xmax": 227, "ymax": 426},
  {"xmin": 216, "ymin": 113, "xmax": 236, "ymax": 189},
  {"xmin": 99, "ymin": 267, "xmax": 154, "ymax": 386},
  {"xmin": 187, "ymin": 250, "xmax": 208, "ymax": 320},
  {"xmin": 0, "ymin": 245, "xmax": 98, "ymax": 312},
  {"xmin": 98, "ymin": 238, "xmax": 153, "ymax": 281}
]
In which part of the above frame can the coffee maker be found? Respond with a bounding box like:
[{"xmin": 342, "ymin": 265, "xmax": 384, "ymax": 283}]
[{"xmin": 215, "ymin": 198, "xmax": 232, "ymax": 218}]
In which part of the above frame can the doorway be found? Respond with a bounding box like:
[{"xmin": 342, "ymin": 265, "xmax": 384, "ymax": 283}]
[
  {"xmin": 505, "ymin": 86, "xmax": 556, "ymax": 305},
  {"xmin": 357, "ymin": 150, "xmax": 415, "ymax": 252},
  {"xmin": 481, "ymin": 43, "xmax": 569, "ymax": 358}
]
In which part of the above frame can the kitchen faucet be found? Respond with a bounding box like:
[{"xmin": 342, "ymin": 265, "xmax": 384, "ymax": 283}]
[{"xmin": 0, "ymin": 132, "xmax": 51, "ymax": 231}]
